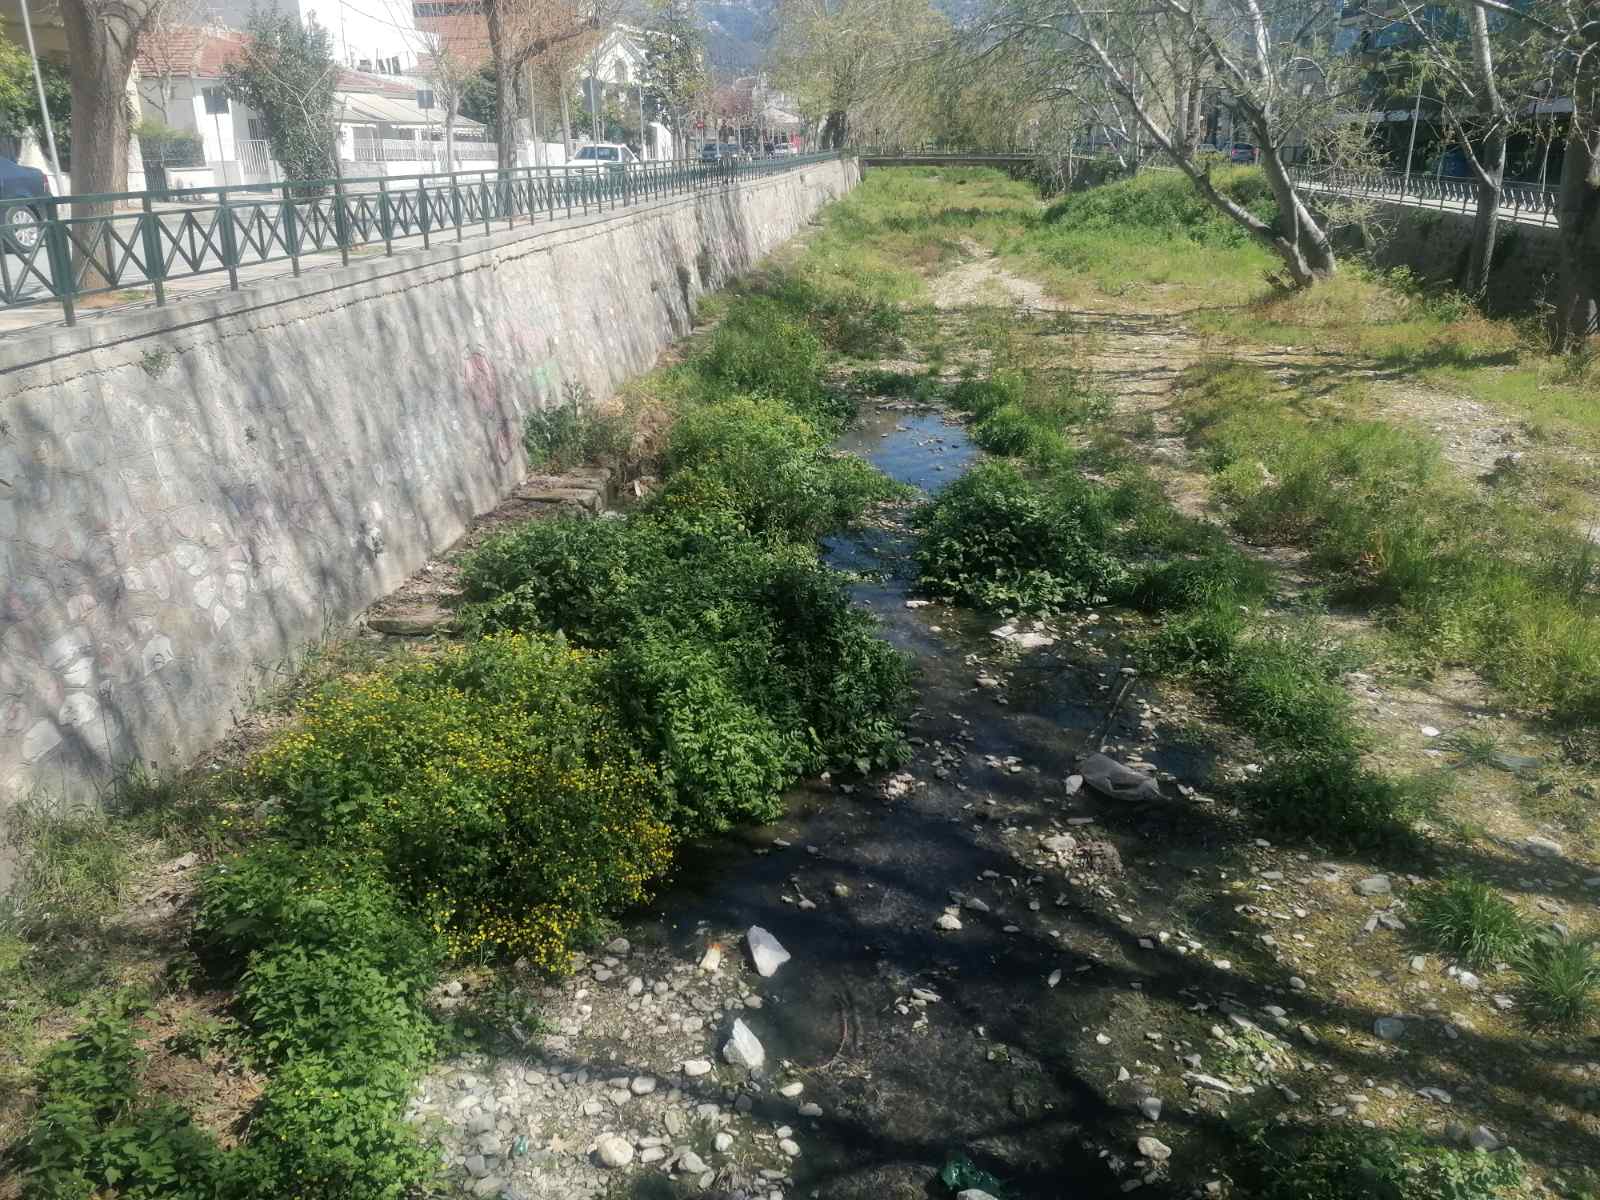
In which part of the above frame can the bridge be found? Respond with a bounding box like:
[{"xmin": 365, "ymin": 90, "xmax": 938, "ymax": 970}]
[{"xmin": 858, "ymin": 151, "xmax": 1039, "ymax": 171}]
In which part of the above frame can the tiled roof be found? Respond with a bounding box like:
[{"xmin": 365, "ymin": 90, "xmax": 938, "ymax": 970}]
[{"xmin": 134, "ymin": 26, "xmax": 249, "ymax": 79}]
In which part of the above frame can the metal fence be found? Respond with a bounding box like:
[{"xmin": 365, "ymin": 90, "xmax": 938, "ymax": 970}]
[
  {"xmin": 0, "ymin": 152, "xmax": 841, "ymax": 328},
  {"xmin": 1285, "ymin": 165, "xmax": 1559, "ymax": 227},
  {"xmin": 351, "ymin": 137, "xmax": 500, "ymax": 165}
]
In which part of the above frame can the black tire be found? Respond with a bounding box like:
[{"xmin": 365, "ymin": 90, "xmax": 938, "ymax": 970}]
[{"xmin": 3, "ymin": 203, "xmax": 42, "ymax": 255}]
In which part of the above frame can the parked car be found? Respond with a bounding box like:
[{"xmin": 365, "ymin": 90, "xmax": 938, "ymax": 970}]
[
  {"xmin": 569, "ymin": 142, "xmax": 638, "ymax": 167},
  {"xmin": 770, "ymin": 143, "xmax": 797, "ymax": 157},
  {"xmin": 1, "ymin": 155, "xmax": 50, "ymax": 253},
  {"xmin": 700, "ymin": 142, "xmax": 724, "ymax": 163},
  {"xmin": 1229, "ymin": 143, "xmax": 1258, "ymax": 164}
]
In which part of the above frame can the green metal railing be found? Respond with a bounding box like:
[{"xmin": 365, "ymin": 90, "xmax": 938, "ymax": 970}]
[{"xmin": 0, "ymin": 152, "xmax": 842, "ymax": 328}]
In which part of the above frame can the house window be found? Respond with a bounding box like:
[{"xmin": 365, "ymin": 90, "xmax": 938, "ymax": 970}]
[
  {"xmin": 416, "ymin": 88, "xmax": 436, "ymax": 109},
  {"xmin": 248, "ymin": 118, "xmax": 269, "ymax": 141},
  {"xmin": 202, "ymin": 87, "xmax": 230, "ymax": 115}
]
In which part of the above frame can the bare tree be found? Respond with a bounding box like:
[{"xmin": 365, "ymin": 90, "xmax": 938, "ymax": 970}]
[
  {"xmin": 420, "ymin": 32, "xmax": 478, "ymax": 168},
  {"xmin": 484, "ymin": 0, "xmax": 610, "ymax": 168},
  {"xmin": 975, "ymin": 0, "xmax": 1353, "ymax": 286}
]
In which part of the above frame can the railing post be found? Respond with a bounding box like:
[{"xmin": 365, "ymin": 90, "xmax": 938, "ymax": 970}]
[
  {"xmin": 378, "ymin": 176, "xmax": 393, "ymax": 256},
  {"xmin": 419, "ymin": 177, "xmax": 431, "ymax": 250},
  {"xmin": 452, "ymin": 172, "xmax": 464, "ymax": 242},
  {"xmin": 281, "ymin": 183, "xmax": 302, "ymax": 278},
  {"xmin": 140, "ymin": 194, "xmax": 167, "ymax": 307},
  {"xmin": 333, "ymin": 177, "xmax": 351, "ymax": 267},
  {"xmin": 481, "ymin": 171, "xmax": 492, "ymax": 237},
  {"xmin": 44, "ymin": 197, "xmax": 76, "ymax": 327},
  {"xmin": 218, "ymin": 188, "xmax": 241, "ymax": 291}
]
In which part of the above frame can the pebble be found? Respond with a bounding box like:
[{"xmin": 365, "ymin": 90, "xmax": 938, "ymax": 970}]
[
  {"xmin": 1410, "ymin": 955, "xmax": 1427, "ymax": 973},
  {"xmin": 630, "ymin": 1075, "xmax": 656, "ymax": 1095},
  {"xmin": 937, "ymin": 912, "xmax": 964, "ymax": 931},
  {"xmin": 1289, "ymin": 976, "xmax": 1307, "ymax": 991},
  {"xmin": 798, "ymin": 1101, "xmax": 822, "ymax": 1117},
  {"xmin": 779, "ymin": 1081, "xmax": 804, "ymax": 1097},
  {"xmin": 682, "ymin": 1059, "xmax": 712, "ymax": 1077},
  {"xmin": 1138, "ymin": 1096, "xmax": 1162, "ymax": 1121},
  {"xmin": 594, "ymin": 1134, "xmax": 634, "ymax": 1168},
  {"xmin": 779, "ymin": 1138, "xmax": 801, "ymax": 1157},
  {"xmin": 714, "ymin": 1131, "xmax": 734, "ymax": 1152},
  {"xmin": 1522, "ymin": 835, "xmax": 1562, "ymax": 857},
  {"xmin": 700, "ymin": 944, "xmax": 724, "ymax": 972},
  {"xmin": 1468, "ymin": 1125, "xmax": 1500, "ymax": 1151},
  {"xmin": 606, "ymin": 937, "xmax": 631, "ymax": 955},
  {"xmin": 1354, "ymin": 875, "xmax": 1392, "ymax": 896},
  {"xmin": 679, "ymin": 1150, "xmax": 709, "ymax": 1174}
]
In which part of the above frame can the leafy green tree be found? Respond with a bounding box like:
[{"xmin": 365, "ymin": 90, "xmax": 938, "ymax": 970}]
[
  {"xmin": 0, "ymin": 34, "xmax": 71, "ymax": 160},
  {"xmin": 223, "ymin": 11, "xmax": 339, "ymax": 183},
  {"xmin": 642, "ymin": 0, "xmax": 709, "ymax": 153}
]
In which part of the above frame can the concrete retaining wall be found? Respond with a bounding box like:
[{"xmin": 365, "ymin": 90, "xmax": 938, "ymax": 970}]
[
  {"xmin": 1361, "ymin": 201, "xmax": 1563, "ymax": 313},
  {"xmin": 0, "ymin": 158, "xmax": 859, "ymax": 811}
]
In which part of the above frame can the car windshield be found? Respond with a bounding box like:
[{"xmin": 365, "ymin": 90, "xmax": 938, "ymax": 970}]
[{"xmin": 576, "ymin": 147, "xmax": 618, "ymax": 161}]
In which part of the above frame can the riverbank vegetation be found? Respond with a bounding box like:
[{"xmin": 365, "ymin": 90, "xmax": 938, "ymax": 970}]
[{"xmin": 0, "ymin": 221, "xmax": 911, "ymax": 1197}]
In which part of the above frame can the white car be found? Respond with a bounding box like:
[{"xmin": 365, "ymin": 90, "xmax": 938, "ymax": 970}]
[
  {"xmin": 771, "ymin": 144, "xmax": 797, "ymax": 157},
  {"xmin": 569, "ymin": 143, "xmax": 638, "ymax": 167}
]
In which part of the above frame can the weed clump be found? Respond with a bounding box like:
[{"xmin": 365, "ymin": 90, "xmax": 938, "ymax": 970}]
[
  {"xmin": 914, "ymin": 461, "xmax": 1128, "ymax": 613},
  {"xmin": 1517, "ymin": 934, "xmax": 1600, "ymax": 1029},
  {"xmin": 1236, "ymin": 1124, "xmax": 1524, "ymax": 1200},
  {"xmin": 462, "ymin": 510, "xmax": 910, "ymax": 834},
  {"xmin": 1412, "ymin": 878, "xmax": 1529, "ymax": 968}
]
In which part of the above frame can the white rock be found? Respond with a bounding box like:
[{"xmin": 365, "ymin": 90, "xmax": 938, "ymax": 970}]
[
  {"xmin": 723, "ymin": 1018, "xmax": 766, "ymax": 1070},
  {"xmin": 1468, "ymin": 1125, "xmax": 1500, "ymax": 1152},
  {"xmin": 713, "ymin": 1131, "xmax": 734, "ymax": 1152},
  {"xmin": 1137, "ymin": 1136, "xmax": 1172, "ymax": 1162},
  {"xmin": 747, "ymin": 926, "xmax": 792, "ymax": 978},
  {"xmin": 1420, "ymin": 725, "xmax": 1441, "ymax": 738},
  {"xmin": 1047, "ymin": 969, "xmax": 1062, "ymax": 989},
  {"xmin": 957, "ymin": 1192, "xmax": 1001, "ymax": 1200},
  {"xmin": 606, "ymin": 937, "xmax": 631, "ymax": 955},
  {"xmin": 779, "ymin": 1081, "xmax": 804, "ymax": 1097},
  {"xmin": 1138, "ymin": 1096, "xmax": 1162, "ymax": 1121},
  {"xmin": 1522, "ymin": 835, "xmax": 1562, "ymax": 857},
  {"xmin": 1354, "ymin": 875, "xmax": 1392, "ymax": 896},
  {"xmin": 595, "ymin": 1134, "xmax": 634, "ymax": 1168},
  {"xmin": 779, "ymin": 1138, "xmax": 800, "ymax": 1157},
  {"xmin": 679, "ymin": 1150, "xmax": 709, "ymax": 1174},
  {"xmin": 700, "ymin": 944, "xmax": 724, "ymax": 972},
  {"xmin": 936, "ymin": 913, "xmax": 963, "ymax": 931},
  {"xmin": 683, "ymin": 1059, "xmax": 713, "ymax": 1077},
  {"xmin": 631, "ymin": 1075, "xmax": 657, "ymax": 1095},
  {"xmin": 798, "ymin": 1101, "xmax": 822, "ymax": 1117}
]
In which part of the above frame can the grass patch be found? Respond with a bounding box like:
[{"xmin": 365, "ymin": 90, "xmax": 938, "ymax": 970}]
[
  {"xmin": 1177, "ymin": 357, "xmax": 1600, "ymax": 724},
  {"xmin": 1412, "ymin": 878, "xmax": 1530, "ymax": 968},
  {"xmin": 1233, "ymin": 1123, "xmax": 1524, "ymax": 1200},
  {"xmin": 1517, "ymin": 935, "xmax": 1600, "ymax": 1030}
]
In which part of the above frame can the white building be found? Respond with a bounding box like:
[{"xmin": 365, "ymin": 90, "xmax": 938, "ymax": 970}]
[{"xmin": 206, "ymin": 0, "xmax": 425, "ymax": 75}]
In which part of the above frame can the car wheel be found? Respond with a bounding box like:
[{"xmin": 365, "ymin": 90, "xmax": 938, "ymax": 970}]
[{"xmin": 4, "ymin": 204, "xmax": 42, "ymax": 253}]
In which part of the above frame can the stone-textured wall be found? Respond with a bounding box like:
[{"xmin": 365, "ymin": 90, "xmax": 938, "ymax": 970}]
[
  {"xmin": 0, "ymin": 159, "xmax": 859, "ymax": 812},
  {"xmin": 1361, "ymin": 201, "xmax": 1563, "ymax": 313}
]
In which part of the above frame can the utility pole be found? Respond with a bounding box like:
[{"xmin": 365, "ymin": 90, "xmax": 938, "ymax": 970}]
[
  {"xmin": 1401, "ymin": 72, "xmax": 1424, "ymax": 195},
  {"xmin": 17, "ymin": 0, "xmax": 64, "ymax": 184}
]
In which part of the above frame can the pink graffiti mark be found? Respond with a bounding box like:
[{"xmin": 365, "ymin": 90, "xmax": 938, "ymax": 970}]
[{"xmin": 465, "ymin": 351, "xmax": 501, "ymax": 414}]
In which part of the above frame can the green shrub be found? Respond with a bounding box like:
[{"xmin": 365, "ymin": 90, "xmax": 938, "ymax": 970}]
[
  {"xmin": 241, "ymin": 1054, "xmax": 435, "ymax": 1200},
  {"xmin": 661, "ymin": 394, "xmax": 900, "ymax": 541},
  {"xmin": 462, "ymin": 511, "xmax": 909, "ymax": 834},
  {"xmin": 1222, "ymin": 625, "xmax": 1361, "ymax": 757},
  {"xmin": 1517, "ymin": 934, "xmax": 1600, "ymax": 1029},
  {"xmin": 522, "ymin": 380, "xmax": 633, "ymax": 470},
  {"xmin": 19, "ymin": 1008, "xmax": 238, "ymax": 1200},
  {"xmin": 245, "ymin": 634, "xmax": 672, "ymax": 968},
  {"xmin": 915, "ymin": 461, "xmax": 1128, "ymax": 613},
  {"xmin": 1132, "ymin": 547, "xmax": 1273, "ymax": 612},
  {"xmin": 1041, "ymin": 167, "xmax": 1278, "ymax": 247},
  {"xmin": 1412, "ymin": 878, "xmax": 1529, "ymax": 968},
  {"xmin": 697, "ymin": 298, "xmax": 852, "ymax": 430},
  {"xmin": 1238, "ymin": 1124, "xmax": 1524, "ymax": 1200}
]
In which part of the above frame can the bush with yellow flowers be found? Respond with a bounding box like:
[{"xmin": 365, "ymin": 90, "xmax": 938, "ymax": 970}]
[{"xmin": 247, "ymin": 633, "xmax": 672, "ymax": 968}]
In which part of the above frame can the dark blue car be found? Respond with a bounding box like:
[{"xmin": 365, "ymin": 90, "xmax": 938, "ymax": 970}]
[{"xmin": 1, "ymin": 155, "xmax": 51, "ymax": 253}]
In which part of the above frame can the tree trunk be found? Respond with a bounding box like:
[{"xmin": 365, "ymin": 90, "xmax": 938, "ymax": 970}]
[
  {"xmin": 1551, "ymin": 124, "xmax": 1600, "ymax": 348},
  {"xmin": 559, "ymin": 82, "xmax": 572, "ymax": 160},
  {"xmin": 60, "ymin": 0, "xmax": 144, "ymax": 290},
  {"xmin": 485, "ymin": 0, "xmax": 517, "ymax": 169},
  {"xmin": 1463, "ymin": 129, "xmax": 1505, "ymax": 301},
  {"xmin": 822, "ymin": 110, "xmax": 846, "ymax": 149},
  {"xmin": 1258, "ymin": 141, "xmax": 1337, "ymax": 284}
]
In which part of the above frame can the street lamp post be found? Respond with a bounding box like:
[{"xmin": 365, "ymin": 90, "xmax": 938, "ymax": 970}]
[{"xmin": 17, "ymin": 0, "xmax": 64, "ymax": 185}]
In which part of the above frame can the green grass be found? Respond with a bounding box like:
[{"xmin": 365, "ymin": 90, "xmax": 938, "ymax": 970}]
[
  {"xmin": 1175, "ymin": 357, "xmax": 1600, "ymax": 724},
  {"xmin": 1412, "ymin": 878, "xmax": 1530, "ymax": 968},
  {"xmin": 1234, "ymin": 1124, "xmax": 1524, "ymax": 1200},
  {"xmin": 1518, "ymin": 936, "xmax": 1600, "ymax": 1030}
]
